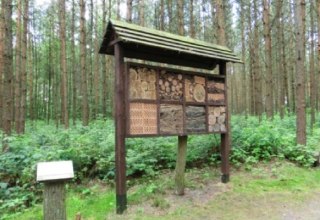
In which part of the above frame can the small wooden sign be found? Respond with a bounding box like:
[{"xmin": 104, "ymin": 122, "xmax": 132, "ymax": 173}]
[{"xmin": 37, "ymin": 161, "xmax": 74, "ymax": 182}]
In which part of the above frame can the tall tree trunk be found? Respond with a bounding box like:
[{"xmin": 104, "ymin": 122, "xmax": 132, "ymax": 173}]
[
  {"xmin": 102, "ymin": 0, "xmax": 108, "ymax": 118},
  {"xmin": 252, "ymin": 0, "xmax": 261, "ymax": 117},
  {"xmin": 317, "ymin": 0, "xmax": 320, "ymax": 111},
  {"xmin": 139, "ymin": 0, "xmax": 145, "ymax": 26},
  {"xmin": 189, "ymin": 0, "xmax": 195, "ymax": 38},
  {"xmin": 160, "ymin": 0, "xmax": 164, "ymax": 31},
  {"xmin": 59, "ymin": 0, "xmax": 69, "ymax": 129},
  {"xmin": 167, "ymin": 0, "xmax": 173, "ymax": 32},
  {"xmin": 295, "ymin": 0, "xmax": 306, "ymax": 145},
  {"xmin": 177, "ymin": 0, "xmax": 184, "ymax": 35},
  {"xmin": 263, "ymin": 0, "xmax": 273, "ymax": 118},
  {"xmin": 2, "ymin": 0, "xmax": 13, "ymax": 150},
  {"xmin": 0, "ymin": 0, "xmax": 4, "ymax": 130},
  {"xmin": 80, "ymin": 0, "xmax": 89, "ymax": 126},
  {"xmin": 117, "ymin": 0, "xmax": 120, "ymax": 20},
  {"xmin": 20, "ymin": 0, "xmax": 28, "ymax": 133},
  {"xmin": 93, "ymin": 0, "xmax": 100, "ymax": 120},
  {"xmin": 15, "ymin": 0, "xmax": 22, "ymax": 133},
  {"xmin": 126, "ymin": 0, "xmax": 132, "ymax": 22},
  {"xmin": 215, "ymin": 0, "xmax": 226, "ymax": 46},
  {"xmin": 240, "ymin": 0, "xmax": 247, "ymax": 116},
  {"xmin": 310, "ymin": 0, "xmax": 316, "ymax": 129},
  {"xmin": 71, "ymin": 0, "xmax": 77, "ymax": 125}
]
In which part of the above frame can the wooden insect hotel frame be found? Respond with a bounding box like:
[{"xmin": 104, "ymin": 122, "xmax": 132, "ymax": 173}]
[{"xmin": 99, "ymin": 19, "xmax": 242, "ymax": 214}]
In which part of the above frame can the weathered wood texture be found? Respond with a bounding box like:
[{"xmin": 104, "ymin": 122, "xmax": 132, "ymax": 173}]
[
  {"xmin": 159, "ymin": 71, "xmax": 183, "ymax": 101},
  {"xmin": 43, "ymin": 182, "xmax": 66, "ymax": 220},
  {"xmin": 160, "ymin": 104, "xmax": 183, "ymax": 134},
  {"xmin": 129, "ymin": 103, "xmax": 157, "ymax": 134},
  {"xmin": 114, "ymin": 44, "xmax": 127, "ymax": 213},
  {"xmin": 208, "ymin": 107, "xmax": 226, "ymax": 132},
  {"xmin": 186, "ymin": 106, "xmax": 206, "ymax": 132},
  {"xmin": 207, "ymin": 79, "xmax": 225, "ymax": 105},
  {"xmin": 129, "ymin": 67, "xmax": 156, "ymax": 100},
  {"xmin": 185, "ymin": 75, "xmax": 206, "ymax": 102},
  {"xmin": 175, "ymin": 135, "xmax": 187, "ymax": 195}
]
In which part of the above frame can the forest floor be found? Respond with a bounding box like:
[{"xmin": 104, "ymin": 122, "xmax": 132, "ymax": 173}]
[{"xmin": 8, "ymin": 160, "xmax": 320, "ymax": 220}]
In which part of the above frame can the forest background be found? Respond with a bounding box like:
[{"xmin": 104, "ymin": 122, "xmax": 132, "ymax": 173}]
[{"xmin": 1, "ymin": 0, "xmax": 320, "ymax": 218}]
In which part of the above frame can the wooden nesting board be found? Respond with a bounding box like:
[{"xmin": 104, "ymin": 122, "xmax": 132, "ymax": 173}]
[
  {"xmin": 186, "ymin": 106, "xmax": 206, "ymax": 133},
  {"xmin": 129, "ymin": 103, "xmax": 157, "ymax": 135},
  {"xmin": 207, "ymin": 79, "xmax": 225, "ymax": 105},
  {"xmin": 185, "ymin": 75, "xmax": 206, "ymax": 103},
  {"xmin": 160, "ymin": 104, "xmax": 183, "ymax": 134},
  {"xmin": 208, "ymin": 107, "xmax": 226, "ymax": 132},
  {"xmin": 159, "ymin": 70, "xmax": 183, "ymax": 101},
  {"xmin": 129, "ymin": 67, "xmax": 156, "ymax": 100}
]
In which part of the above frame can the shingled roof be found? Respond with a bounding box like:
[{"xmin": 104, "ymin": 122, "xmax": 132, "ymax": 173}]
[{"xmin": 99, "ymin": 19, "xmax": 242, "ymax": 69}]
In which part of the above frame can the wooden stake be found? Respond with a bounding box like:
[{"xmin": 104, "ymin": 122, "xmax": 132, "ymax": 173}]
[
  {"xmin": 43, "ymin": 182, "xmax": 66, "ymax": 220},
  {"xmin": 175, "ymin": 135, "xmax": 188, "ymax": 195},
  {"xmin": 220, "ymin": 62, "xmax": 230, "ymax": 183},
  {"xmin": 114, "ymin": 43, "xmax": 127, "ymax": 214}
]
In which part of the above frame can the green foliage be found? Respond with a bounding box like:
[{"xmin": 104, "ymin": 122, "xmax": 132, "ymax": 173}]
[{"xmin": 1, "ymin": 114, "xmax": 320, "ymax": 217}]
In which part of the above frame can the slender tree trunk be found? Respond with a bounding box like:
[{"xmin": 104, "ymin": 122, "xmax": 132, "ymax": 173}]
[
  {"xmin": 117, "ymin": 0, "xmax": 120, "ymax": 20},
  {"xmin": 80, "ymin": 0, "xmax": 89, "ymax": 126},
  {"xmin": 263, "ymin": 0, "xmax": 273, "ymax": 118},
  {"xmin": 102, "ymin": 0, "xmax": 108, "ymax": 118},
  {"xmin": 317, "ymin": 0, "xmax": 320, "ymax": 111},
  {"xmin": 253, "ymin": 0, "xmax": 261, "ymax": 117},
  {"xmin": 160, "ymin": 0, "xmax": 164, "ymax": 31},
  {"xmin": 177, "ymin": 0, "xmax": 184, "ymax": 35},
  {"xmin": 139, "ymin": 0, "xmax": 145, "ymax": 26},
  {"xmin": 189, "ymin": 0, "xmax": 195, "ymax": 38},
  {"xmin": 310, "ymin": 0, "xmax": 316, "ymax": 129},
  {"xmin": 71, "ymin": 0, "xmax": 77, "ymax": 125},
  {"xmin": 15, "ymin": 0, "xmax": 22, "ymax": 133},
  {"xmin": 240, "ymin": 0, "xmax": 247, "ymax": 116},
  {"xmin": 295, "ymin": 0, "xmax": 306, "ymax": 145},
  {"xmin": 59, "ymin": 0, "xmax": 69, "ymax": 129},
  {"xmin": 126, "ymin": 0, "xmax": 132, "ymax": 22},
  {"xmin": 0, "ymin": 0, "xmax": 4, "ymax": 130},
  {"xmin": 215, "ymin": 0, "xmax": 226, "ymax": 46},
  {"xmin": 167, "ymin": 0, "xmax": 173, "ymax": 32},
  {"xmin": 2, "ymin": 0, "xmax": 13, "ymax": 150},
  {"xmin": 93, "ymin": 1, "xmax": 100, "ymax": 120},
  {"xmin": 20, "ymin": 0, "xmax": 28, "ymax": 133}
]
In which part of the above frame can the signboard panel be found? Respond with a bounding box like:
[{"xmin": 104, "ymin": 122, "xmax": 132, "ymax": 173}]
[{"xmin": 126, "ymin": 63, "xmax": 227, "ymax": 137}]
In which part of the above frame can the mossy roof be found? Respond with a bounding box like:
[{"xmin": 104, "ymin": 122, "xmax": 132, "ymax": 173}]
[{"xmin": 99, "ymin": 20, "xmax": 242, "ymax": 68}]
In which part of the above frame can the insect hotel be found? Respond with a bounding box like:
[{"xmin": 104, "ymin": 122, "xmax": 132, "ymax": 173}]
[{"xmin": 99, "ymin": 20, "xmax": 242, "ymax": 214}]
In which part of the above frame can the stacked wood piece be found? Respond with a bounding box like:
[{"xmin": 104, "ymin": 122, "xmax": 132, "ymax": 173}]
[
  {"xmin": 208, "ymin": 107, "xmax": 226, "ymax": 132},
  {"xmin": 207, "ymin": 80, "xmax": 225, "ymax": 105},
  {"xmin": 185, "ymin": 76, "xmax": 206, "ymax": 102},
  {"xmin": 129, "ymin": 103, "xmax": 157, "ymax": 135},
  {"xmin": 186, "ymin": 106, "xmax": 206, "ymax": 133},
  {"xmin": 129, "ymin": 67, "xmax": 156, "ymax": 100},
  {"xmin": 160, "ymin": 104, "xmax": 183, "ymax": 134},
  {"xmin": 159, "ymin": 70, "xmax": 183, "ymax": 101}
]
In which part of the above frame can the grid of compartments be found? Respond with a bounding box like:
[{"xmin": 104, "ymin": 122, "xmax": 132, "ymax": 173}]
[{"xmin": 127, "ymin": 65, "xmax": 227, "ymax": 136}]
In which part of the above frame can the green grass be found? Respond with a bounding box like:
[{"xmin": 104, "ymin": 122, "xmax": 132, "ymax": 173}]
[{"xmin": 5, "ymin": 161, "xmax": 320, "ymax": 220}]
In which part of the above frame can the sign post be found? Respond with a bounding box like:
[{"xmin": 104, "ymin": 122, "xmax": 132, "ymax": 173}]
[{"xmin": 37, "ymin": 161, "xmax": 74, "ymax": 220}]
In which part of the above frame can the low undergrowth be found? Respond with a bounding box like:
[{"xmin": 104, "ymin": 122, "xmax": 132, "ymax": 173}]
[{"xmin": 1, "ymin": 114, "xmax": 320, "ymax": 218}]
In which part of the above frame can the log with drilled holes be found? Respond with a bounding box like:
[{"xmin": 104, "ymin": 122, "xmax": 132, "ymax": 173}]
[
  {"xmin": 129, "ymin": 67, "xmax": 156, "ymax": 100},
  {"xmin": 159, "ymin": 70, "xmax": 183, "ymax": 101},
  {"xmin": 185, "ymin": 75, "xmax": 206, "ymax": 102}
]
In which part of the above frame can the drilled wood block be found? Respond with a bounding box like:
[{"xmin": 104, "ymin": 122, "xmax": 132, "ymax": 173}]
[
  {"xmin": 207, "ymin": 80, "xmax": 225, "ymax": 93},
  {"xmin": 208, "ymin": 93, "xmax": 225, "ymax": 105},
  {"xmin": 129, "ymin": 103, "xmax": 157, "ymax": 135},
  {"xmin": 186, "ymin": 106, "xmax": 206, "ymax": 133},
  {"xmin": 129, "ymin": 67, "xmax": 156, "ymax": 100},
  {"xmin": 185, "ymin": 75, "xmax": 206, "ymax": 103},
  {"xmin": 160, "ymin": 104, "xmax": 183, "ymax": 134}
]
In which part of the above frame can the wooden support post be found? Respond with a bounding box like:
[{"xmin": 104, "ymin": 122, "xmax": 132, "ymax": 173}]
[
  {"xmin": 114, "ymin": 43, "xmax": 127, "ymax": 214},
  {"xmin": 175, "ymin": 135, "xmax": 188, "ymax": 195},
  {"xmin": 220, "ymin": 62, "xmax": 230, "ymax": 183},
  {"xmin": 43, "ymin": 182, "xmax": 66, "ymax": 220}
]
